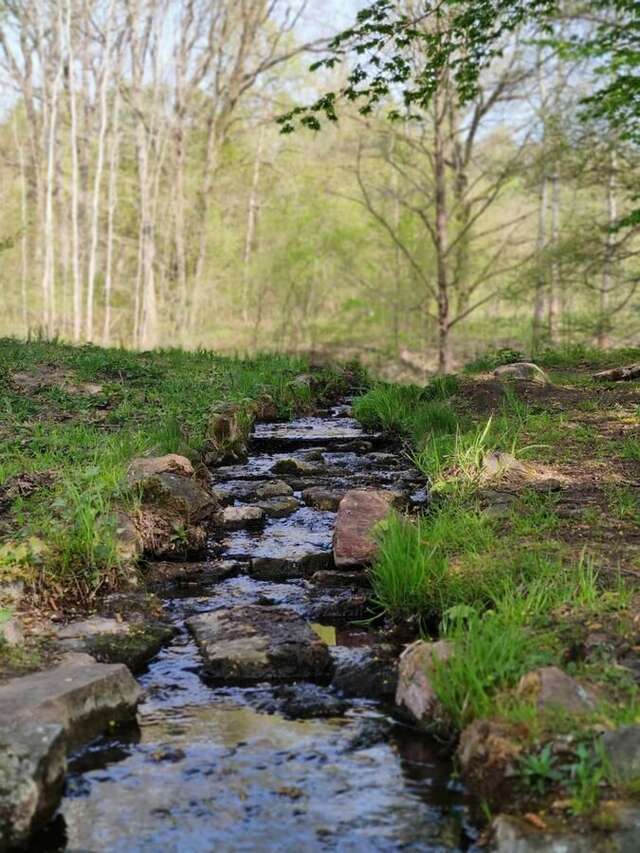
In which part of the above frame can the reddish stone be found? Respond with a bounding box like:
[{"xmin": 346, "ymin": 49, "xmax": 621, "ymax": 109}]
[{"xmin": 333, "ymin": 489, "xmax": 395, "ymax": 568}]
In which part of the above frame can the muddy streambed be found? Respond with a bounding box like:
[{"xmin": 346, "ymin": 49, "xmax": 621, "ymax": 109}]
[{"xmin": 33, "ymin": 404, "xmax": 477, "ymax": 852}]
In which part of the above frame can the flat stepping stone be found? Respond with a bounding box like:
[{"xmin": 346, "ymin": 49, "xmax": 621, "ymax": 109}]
[
  {"xmin": 55, "ymin": 617, "xmax": 174, "ymax": 673},
  {"xmin": 255, "ymin": 497, "xmax": 300, "ymax": 518},
  {"xmin": 252, "ymin": 416, "xmax": 366, "ymax": 450},
  {"xmin": 302, "ymin": 487, "xmax": 343, "ymax": 511},
  {"xmin": 223, "ymin": 508, "xmax": 334, "ymax": 578},
  {"xmin": 187, "ymin": 605, "xmax": 332, "ymax": 683},
  {"xmin": 218, "ymin": 505, "xmax": 265, "ymax": 529},
  {"xmin": 255, "ymin": 480, "xmax": 293, "ymax": 499},
  {"xmin": 0, "ymin": 654, "xmax": 142, "ymax": 749},
  {"xmin": 145, "ymin": 560, "xmax": 243, "ymax": 588}
]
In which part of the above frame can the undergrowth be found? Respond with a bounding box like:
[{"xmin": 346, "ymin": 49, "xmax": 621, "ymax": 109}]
[{"xmin": 0, "ymin": 338, "xmax": 356, "ymax": 601}]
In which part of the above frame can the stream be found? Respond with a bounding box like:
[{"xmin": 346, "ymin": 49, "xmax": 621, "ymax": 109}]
[{"xmin": 33, "ymin": 403, "xmax": 478, "ymax": 852}]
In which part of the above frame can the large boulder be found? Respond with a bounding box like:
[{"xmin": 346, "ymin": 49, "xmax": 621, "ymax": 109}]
[
  {"xmin": 516, "ymin": 666, "xmax": 596, "ymax": 714},
  {"xmin": 602, "ymin": 726, "xmax": 640, "ymax": 784},
  {"xmin": 491, "ymin": 805, "xmax": 640, "ymax": 852},
  {"xmin": 0, "ymin": 723, "xmax": 66, "ymax": 850},
  {"xmin": 494, "ymin": 362, "xmax": 548, "ymax": 384},
  {"xmin": 128, "ymin": 454, "xmax": 217, "ymax": 559},
  {"xmin": 205, "ymin": 403, "xmax": 251, "ymax": 463},
  {"xmin": 333, "ymin": 489, "xmax": 395, "ymax": 568},
  {"xmin": 128, "ymin": 454, "xmax": 215, "ymax": 521},
  {"xmin": 395, "ymin": 640, "xmax": 453, "ymax": 728},
  {"xmin": 457, "ymin": 719, "xmax": 523, "ymax": 805},
  {"xmin": 187, "ymin": 605, "xmax": 332, "ymax": 683},
  {"xmin": 113, "ymin": 510, "xmax": 144, "ymax": 565},
  {"xmin": 128, "ymin": 454, "xmax": 195, "ymax": 481},
  {"xmin": 0, "ymin": 654, "xmax": 142, "ymax": 748}
]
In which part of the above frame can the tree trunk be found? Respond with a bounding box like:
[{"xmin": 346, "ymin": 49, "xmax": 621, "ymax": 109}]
[
  {"xmin": 434, "ymin": 88, "xmax": 451, "ymax": 374},
  {"xmin": 242, "ymin": 125, "xmax": 265, "ymax": 324},
  {"xmin": 65, "ymin": 0, "xmax": 83, "ymax": 341},
  {"xmin": 598, "ymin": 148, "xmax": 617, "ymax": 348},
  {"xmin": 548, "ymin": 169, "xmax": 560, "ymax": 343},
  {"xmin": 103, "ymin": 90, "xmax": 121, "ymax": 345},
  {"xmin": 86, "ymin": 0, "xmax": 116, "ymax": 341},
  {"xmin": 532, "ymin": 174, "xmax": 548, "ymax": 350}
]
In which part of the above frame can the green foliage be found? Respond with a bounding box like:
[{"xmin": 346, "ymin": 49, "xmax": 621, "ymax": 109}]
[
  {"xmin": 0, "ymin": 339, "xmax": 344, "ymax": 599},
  {"xmin": 519, "ymin": 744, "xmax": 562, "ymax": 795},
  {"xmin": 278, "ymin": 0, "xmax": 556, "ymax": 131},
  {"xmin": 432, "ymin": 610, "xmax": 556, "ymax": 728},
  {"xmin": 518, "ymin": 740, "xmax": 606, "ymax": 813},
  {"xmin": 464, "ymin": 347, "xmax": 526, "ymax": 373},
  {"xmin": 352, "ymin": 383, "xmax": 457, "ymax": 446}
]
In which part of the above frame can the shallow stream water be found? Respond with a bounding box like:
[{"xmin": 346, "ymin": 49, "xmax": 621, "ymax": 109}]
[{"xmin": 33, "ymin": 404, "xmax": 477, "ymax": 852}]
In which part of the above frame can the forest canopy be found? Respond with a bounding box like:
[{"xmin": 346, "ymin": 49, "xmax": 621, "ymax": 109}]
[{"xmin": 0, "ymin": 0, "xmax": 638, "ymax": 374}]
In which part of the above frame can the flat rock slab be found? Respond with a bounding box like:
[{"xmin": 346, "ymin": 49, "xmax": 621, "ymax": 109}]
[
  {"xmin": 252, "ymin": 416, "xmax": 366, "ymax": 450},
  {"xmin": 0, "ymin": 654, "xmax": 142, "ymax": 749},
  {"xmin": 144, "ymin": 560, "xmax": 243, "ymax": 588},
  {"xmin": 0, "ymin": 723, "xmax": 66, "ymax": 849},
  {"xmin": 256, "ymin": 497, "xmax": 300, "ymax": 518},
  {"xmin": 302, "ymin": 487, "xmax": 343, "ymax": 511},
  {"xmin": 187, "ymin": 605, "xmax": 332, "ymax": 683},
  {"xmin": 333, "ymin": 489, "xmax": 395, "ymax": 568},
  {"xmin": 218, "ymin": 505, "xmax": 265, "ymax": 529}
]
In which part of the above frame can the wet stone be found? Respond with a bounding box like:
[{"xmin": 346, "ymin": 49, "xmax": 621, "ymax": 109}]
[
  {"xmin": 302, "ymin": 487, "xmax": 343, "ymax": 511},
  {"xmin": 0, "ymin": 655, "xmax": 142, "ymax": 749},
  {"xmin": 271, "ymin": 458, "xmax": 324, "ymax": 477},
  {"xmin": 144, "ymin": 560, "xmax": 244, "ymax": 589},
  {"xmin": 187, "ymin": 605, "xmax": 332, "ymax": 683},
  {"xmin": 333, "ymin": 489, "xmax": 395, "ymax": 568},
  {"xmin": 310, "ymin": 570, "xmax": 370, "ymax": 589},
  {"xmin": 252, "ymin": 683, "xmax": 348, "ymax": 719},
  {"xmin": 330, "ymin": 645, "xmax": 398, "ymax": 699},
  {"xmin": 0, "ymin": 723, "xmax": 66, "ymax": 849},
  {"xmin": 256, "ymin": 497, "xmax": 300, "ymax": 518},
  {"xmin": 218, "ymin": 505, "xmax": 265, "ymax": 530},
  {"xmin": 255, "ymin": 480, "xmax": 294, "ymax": 499}
]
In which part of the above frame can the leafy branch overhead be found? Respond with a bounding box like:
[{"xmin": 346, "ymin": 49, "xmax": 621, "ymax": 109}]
[{"xmin": 277, "ymin": 0, "xmax": 638, "ymax": 138}]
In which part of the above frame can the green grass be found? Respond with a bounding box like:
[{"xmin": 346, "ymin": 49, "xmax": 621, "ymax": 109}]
[
  {"xmin": 0, "ymin": 338, "xmax": 354, "ymax": 600},
  {"xmin": 429, "ymin": 558, "xmax": 614, "ymax": 729},
  {"xmin": 352, "ymin": 380, "xmax": 458, "ymax": 447}
]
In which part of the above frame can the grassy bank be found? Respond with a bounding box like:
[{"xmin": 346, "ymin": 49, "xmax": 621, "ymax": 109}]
[
  {"xmin": 355, "ymin": 345, "xmax": 640, "ymax": 817},
  {"xmin": 0, "ymin": 339, "xmax": 356, "ymax": 608}
]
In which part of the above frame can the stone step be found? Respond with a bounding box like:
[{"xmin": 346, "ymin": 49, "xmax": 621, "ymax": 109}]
[{"xmin": 0, "ymin": 653, "xmax": 142, "ymax": 750}]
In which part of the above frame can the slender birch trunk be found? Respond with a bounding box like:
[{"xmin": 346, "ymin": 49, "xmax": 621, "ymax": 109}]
[
  {"xmin": 548, "ymin": 170, "xmax": 560, "ymax": 342},
  {"xmin": 103, "ymin": 90, "xmax": 121, "ymax": 346},
  {"xmin": 242, "ymin": 125, "xmax": 265, "ymax": 324},
  {"xmin": 532, "ymin": 175, "xmax": 548, "ymax": 349},
  {"xmin": 86, "ymin": 0, "xmax": 116, "ymax": 340},
  {"xmin": 598, "ymin": 148, "xmax": 617, "ymax": 348},
  {"xmin": 41, "ymin": 9, "xmax": 64, "ymax": 338},
  {"xmin": 65, "ymin": 0, "xmax": 82, "ymax": 341},
  {"xmin": 13, "ymin": 115, "xmax": 29, "ymax": 331},
  {"xmin": 433, "ymin": 88, "xmax": 451, "ymax": 374}
]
